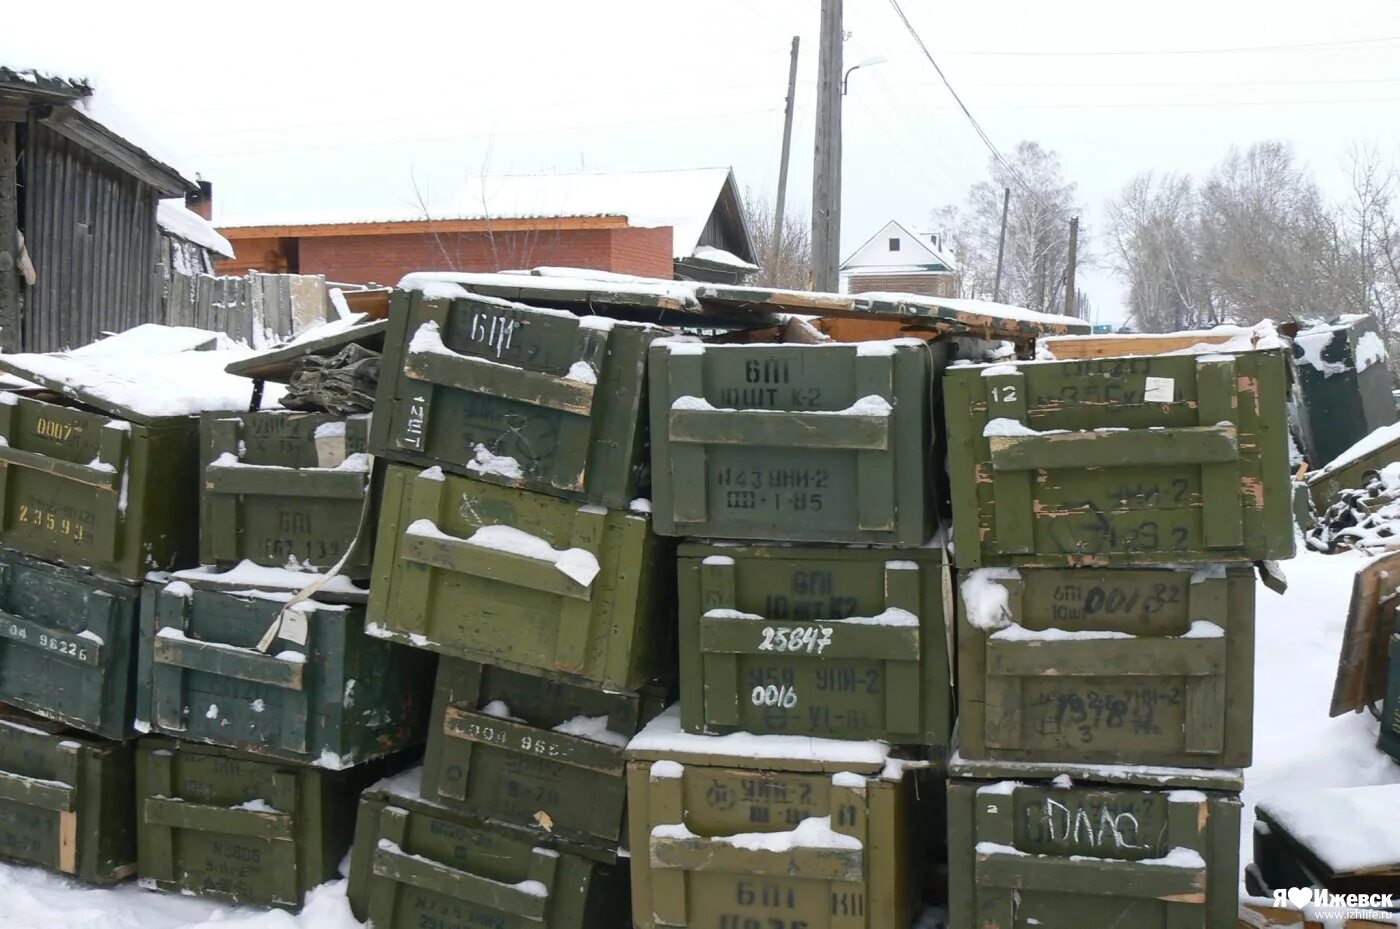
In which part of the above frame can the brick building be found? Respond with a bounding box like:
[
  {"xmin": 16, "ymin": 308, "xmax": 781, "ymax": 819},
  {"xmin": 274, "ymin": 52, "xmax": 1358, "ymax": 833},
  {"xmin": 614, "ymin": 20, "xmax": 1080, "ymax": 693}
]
[
  {"xmin": 216, "ymin": 167, "xmax": 758, "ymax": 286},
  {"xmin": 840, "ymin": 219, "xmax": 958, "ymax": 297}
]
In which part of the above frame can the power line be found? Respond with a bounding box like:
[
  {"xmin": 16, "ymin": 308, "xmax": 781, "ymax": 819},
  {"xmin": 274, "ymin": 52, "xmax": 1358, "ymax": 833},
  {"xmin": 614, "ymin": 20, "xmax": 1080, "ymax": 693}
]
[{"xmin": 943, "ymin": 35, "xmax": 1400, "ymax": 57}]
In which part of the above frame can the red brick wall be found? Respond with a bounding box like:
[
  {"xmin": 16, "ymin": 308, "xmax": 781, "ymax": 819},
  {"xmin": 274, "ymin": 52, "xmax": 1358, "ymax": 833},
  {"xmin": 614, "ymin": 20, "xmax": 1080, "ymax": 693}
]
[{"xmin": 291, "ymin": 225, "xmax": 674, "ymax": 285}]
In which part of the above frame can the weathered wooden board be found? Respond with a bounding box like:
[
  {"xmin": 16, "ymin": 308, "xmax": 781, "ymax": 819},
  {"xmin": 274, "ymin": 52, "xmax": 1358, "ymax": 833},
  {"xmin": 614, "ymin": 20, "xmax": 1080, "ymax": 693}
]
[
  {"xmin": 948, "ymin": 764, "xmax": 1241, "ymax": 929},
  {"xmin": 0, "ymin": 548, "xmax": 141, "ymax": 739},
  {"xmin": 135, "ymin": 737, "xmax": 402, "ymax": 908},
  {"xmin": 0, "ymin": 393, "xmax": 201, "ymax": 580},
  {"xmin": 677, "ymin": 542, "xmax": 952, "ymax": 749},
  {"xmin": 1331, "ymin": 552, "xmax": 1400, "ymax": 717},
  {"xmin": 370, "ymin": 289, "xmax": 661, "ymax": 508},
  {"xmin": 945, "ymin": 350, "xmax": 1295, "ymax": 566},
  {"xmin": 366, "ymin": 463, "xmax": 673, "ymax": 690},
  {"xmin": 420, "ymin": 657, "xmax": 666, "ymax": 855},
  {"xmin": 136, "ymin": 575, "xmax": 434, "ymax": 767},
  {"xmin": 347, "ymin": 784, "xmax": 632, "ymax": 929},
  {"xmin": 1308, "ymin": 426, "xmax": 1400, "ymax": 512},
  {"xmin": 649, "ymin": 338, "xmax": 943, "ymax": 544},
  {"xmin": 200, "ymin": 410, "xmax": 374, "ymax": 577},
  {"xmin": 0, "ymin": 707, "xmax": 135, "ymax": 883}
]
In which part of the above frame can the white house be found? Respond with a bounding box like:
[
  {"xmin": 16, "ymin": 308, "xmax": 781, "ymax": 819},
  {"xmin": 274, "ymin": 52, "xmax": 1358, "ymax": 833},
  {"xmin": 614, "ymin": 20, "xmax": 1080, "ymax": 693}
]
[{"xmin": 839, "ymin": 219, "xmax": 957, "ymax": 297}]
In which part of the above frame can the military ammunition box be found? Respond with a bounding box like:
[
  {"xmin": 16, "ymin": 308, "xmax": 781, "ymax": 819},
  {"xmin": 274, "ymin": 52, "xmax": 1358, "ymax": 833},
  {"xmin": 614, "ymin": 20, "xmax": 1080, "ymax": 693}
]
[
  {"xmin": 648, "ymin": 337, "xmax": 943, "ymax": 545},
  {"xmin": 200, "ymin": 410, "xmax": 374, "ymax": 577},
  {"xmin": 0, "ymin": 392, "xmax": 201, "ymax": 580},
  {"xmin": 0, "ymin": 549, "xmax": 141, "ymax": 740},
  {"xmin": 137, "ymin": 574, "xmax": 434, "ymax": 767},
  {"xmin": 957, "ymin": 565, "xmax": 1255, "ymax": 768},
  {"xmin": 135, "ymin": 737, "xmax": 400, "ymax": 908},
  {"xmin": 421, "ymin": 657, "xmax": 667, "ymax": 853},
  {"xmin": 677, "ymin": 542, "xmax": 952, "ymax": 748},
  {"xmin": 1252, "ymin": 784, "xmax": 1400, "ymax": 903},
  {"xmin": 370, "ymin": 289, "xmax": 662, "ymax": 507},
  {"xmin": 944, "ymin": 350, "xmax": 1295, "ymax": 567},
  {"xmin": 948, "ymin": 756, "xmax": 1242, "ymax": 929},
  {"xmin": 0, "ymin": 708, "xmax": 136, "ymax": 884},
  {"xmin": 367, "ymin": 463, "xmax": 673, "ymax": 691},
  {"xmin": 626, "ymin": 706, "xmax": 925, "ymax": 929},
  {"xmin": 348, "ymin": 784, "xmax": 631, "ymax": 929},
  {"xmin": 1293, "ymin": 315, "xmax": 1397, "ymax": 470}
]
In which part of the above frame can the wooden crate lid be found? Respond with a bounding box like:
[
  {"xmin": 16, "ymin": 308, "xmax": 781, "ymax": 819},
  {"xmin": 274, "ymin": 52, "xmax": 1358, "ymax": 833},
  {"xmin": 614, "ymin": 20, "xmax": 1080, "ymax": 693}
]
[
  {"xmin": 1257, "ymin": 784, "xmax": 1400, "ymax": 879},
  {"xmin": 224, "ymin": 316, "xmax": 388, "ymax": 383},
  {"xmin": 948, "ymin": 750, "xmax": 1244, "ymax": 792}
]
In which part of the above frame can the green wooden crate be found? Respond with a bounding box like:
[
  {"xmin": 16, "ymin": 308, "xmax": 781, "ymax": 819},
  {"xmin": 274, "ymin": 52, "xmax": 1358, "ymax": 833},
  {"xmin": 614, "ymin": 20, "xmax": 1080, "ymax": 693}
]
[
  {"xmin": 1376, "ymin": 634, "xmax": 1400, "ymax": 762},
  {"xmin": 0, "ymin": 548, "xmax": 141, "ymax": 740},
  {"xmin": 348, "ymin": 784, "xmax": 632, "ymax": 929},
  {"xmin": 677, "ymin": 542, "xmax": 952, "ymax": 748},
  {"xmin": 369, "ymin": 289, "xmax": 662, "ymax": 508},
  {"xmin": 947, "ymin": 756, "xmax": 1242, "ymax": 929},
  {"xmin": 648, "ymin": 338, "xmax": 943, "ymax": 544},
  {"xmin": 1293, "ymin": 315, "xmax": 1397, "ymax": 470},
  {"xmin": 136, "ymin": 574, "xmax": 435, "ymax": 767},
  {"xmin": 200, "ymin": 411, "xmax": 374, "ymax": 577},
  {"xmin": 420, "ymin": 657, "xmax": 667, "ymax": 853},
  {"xmin": 1307, "ymin": 425, "xmax": 1400, "ymax": 512},
  {"xmin": 945, "ymin": 350, "xmax": 1295, "ymax": 567},
  {"xmin": 0, "ymin": 707, "xmax": 136, "ymax": 883},
  {"xmin": 1252, "ymin": 784, "xmax": 1400, "ymax": 901},
  {"xmin": 366, "ymin": 463, "xmax": 674, "ymax": 690},
  {"xmin": 0, "ymin": 392, "xmax": 201, "ymax": 580},
  {"xmin": 135, "ymin": 737, "xmax": 399, "ymax": 908},
  {"xmin": 956, "ymin": 565, "xmax": 1255, "ymax": 768},
  {"xmin": 626, "ymin": 706, "xmax": 924, "ymax": 929}
]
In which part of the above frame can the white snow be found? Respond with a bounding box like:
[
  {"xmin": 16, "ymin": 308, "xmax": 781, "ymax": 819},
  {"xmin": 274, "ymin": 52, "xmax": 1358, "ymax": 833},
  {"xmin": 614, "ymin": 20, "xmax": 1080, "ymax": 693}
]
[
  {"xmin": 672, "ymin": 394, "xmax": 892, "ymax": 417},
  {"xmin": 204, "ymin": 705, "xmax": 218, "ymax": 720},
  {"xmin": 663, "ymin": 340, "xmax": 707, "ymax": 355},
  {"xmin": 464, "ymin": 444, "xmax": 525, "ymax": 480},
  {"xmin": 1259, "ymin": 784, "xmax": 1400, "ymax": 873},
  {"xmin": 987, "ymin": 620, "xmax": 1223, "ymax": 642},
  {"xmin": 418, "ymin": 466, "xmax": 446, "ymax": 482},
  {"xmin": 960, "ymin": 568, "xmax": 1019, "ymax": 630},
  {"xmin": 170, "ymin": 561, "xmax": 366, "ymax": 597},
  {"xmin": 629, "ymin": 498, "xmax": 652, "ymax": 514},
  {"xmin": 231, "ymin": 799, "xmax": 278, "ymax": 814},
  {"xmin": 832, "ymin": 771, "xmax": 866, "ymax": 788},
  {"xmin": 564, "ymin": 361, "xmax": 598, "ymax": 385},
  {"xmin": 628, "ymin": 705, "xmax": 890, "ymax": 766},
  {"xmin": 313, "ymin": 421, "xmax": 347, "ymax": 440},
  {"xmin": 479, "ymin": 700, "xmax": 513, "ymax": 719},
  {"xmin": 1356, "ymin": 330, "xmax": 1388, "ymax": 372},
  {"xmin": 854, "ymin": 338, "xmax": 922, "ymax": 356},
  {"xmin": 551, "ymin": 714, "xmax": 629, "ymax": 747},
  {"xmin": 693, "ymin": 245, "xmax": 758, "ymax": 270},
  {"xmin": 702, "ymin": 555, "xmax": 735, "ymax": 566},
  {"xmin": 156, "ymin": 200, "xmax": 235, "ymax": 258},
  {"xmin": 1310, "ymin": 421, "xmax": 1400, "ymax": 481},
  {"xmin": 695, "ymin": 816, "xmax": 862, "ymax": 853},
  {"xmin": 405, "ymin": 518, "xmax": 601, "ymax": 587},
  {"xmin": 399, "ymin": 267, "xmax": 699, "ymax": 307},
  {"xmin": 650, "ymin": 760, "xmax": 685, "ymax": 780},
  {"xmin": 1295, "ymin": 324, "xmax": 1349, "ymax": 375}
]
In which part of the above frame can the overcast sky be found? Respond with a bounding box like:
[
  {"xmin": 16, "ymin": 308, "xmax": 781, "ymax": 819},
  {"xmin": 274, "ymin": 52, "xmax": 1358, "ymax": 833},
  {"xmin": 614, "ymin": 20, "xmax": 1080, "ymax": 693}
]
[{"xmin": 6, "ymin": 0, "xmax": 1400, "ymax": 324}]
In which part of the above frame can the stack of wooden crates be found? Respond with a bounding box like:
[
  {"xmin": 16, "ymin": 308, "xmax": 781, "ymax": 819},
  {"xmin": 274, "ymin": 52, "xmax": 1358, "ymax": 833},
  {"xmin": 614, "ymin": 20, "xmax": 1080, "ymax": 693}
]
[
  {"xmin": 941, "ymin": 346, "xmax": 1295, "ymax": 929},
  {"xmin": 629, "ymin": 333, "xmax": 956, "ymax": 928},
  {"xmin": 345, "ymin": 287, "xmax": 677, "ymax": 927}
]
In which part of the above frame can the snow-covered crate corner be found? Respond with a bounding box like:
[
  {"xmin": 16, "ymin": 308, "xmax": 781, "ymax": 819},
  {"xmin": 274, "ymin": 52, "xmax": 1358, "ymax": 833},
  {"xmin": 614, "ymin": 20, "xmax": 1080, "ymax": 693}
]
[
  {"xmin": 675, "ymin": 540, "xmax": 953, "ymax": 749},
  {"xmin": 199, "ymin": 411, "xmax": 376, "ymax": 578},
  {"xmin": 366, "ymin": 463, "xmax": 674, "ymax": 691},
  {"xmin": 368, "ymin": 287, "xmax": 664, "ymax": 509},
  {"xmin": 134, "ymin": 571, "xmax": 434, "ymax": 767},
  {"xmin": 348, "ymin": 781, "xmax": 632, "ymax": 929},
  {"xmin": 1292, "ymin": 314, "xmax": 1398, "ymax": 472},
  {"xmin": 943, "ymin": 348, "xmax": 1296, "ymax": 568},
  {"xmin": 0, "ymin": 705, "xmax": 136, "ymax": 884},
  {"xmin": 956, "ymin": 565, "xmax": 1256, "ymax": 769},
  {"xmin": 0, "ymin": 549, "xmax": 143, "ymax": 741},
  {"xmin": 0, "ymin": 326, "xmax": 279, "ymax": 581},
  {"xmin": 647, "ymin": 336, "xmax": 946, "ymax": 545},
  {"xmin": 626, "ymin": 705, "xmax": 929, "ymax": 929},
  {"xmin": 135, "ymin": 736, "xmax": 410, "ymax": 910},
  {"xmin": 420, "ymin": 656, "xmax": 668, "ymax": 856},
  {"xmin": 947, "ymin": 755, "xmax": 1242, "ymax": 929}
]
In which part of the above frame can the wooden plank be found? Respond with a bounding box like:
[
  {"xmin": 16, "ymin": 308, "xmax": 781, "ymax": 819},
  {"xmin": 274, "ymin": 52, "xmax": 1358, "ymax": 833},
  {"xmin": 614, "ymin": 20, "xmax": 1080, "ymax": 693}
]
[
  {"xmin": 404, "ymin": 344, "xmax": 596, "ymax": 416},
  {"xmin": 398, "ymin": 529, "xmax": 593, "ymax": 601},
  {"xmin": 153, "ymin": 635, "xmax": 306, "ymax": 690},
  {"xmin": 0, "ymin": 120, "xmax": 19, "ymax": 353},
  {"xmin": 1039, "ymin": 332, "xmax": 1235, "ymax": 360},
  {"xmin": 669, "ymin": 406, "xmax": 891, "ymax": 450},
  {"xmin": 975, "ymin": 848, "xmax": 1206, "ymax": 900},
  {"xmin": 985, "ymin": 635, "xmax": 1226, "ymax": 678},
  {"xmin": 223, "ymin": 215, "xmax": 631, "ymax": 240},
  {"xmin": 1331, "ymin": 552, "xmax": 1400, "ymax": 716},
  {"xmin": 144, "ymin": 796, "xmax": 295, "ymax": 841},
  {"xmin": 990, "ymin": 426, "xmax": 1239, "ymax": 472}
]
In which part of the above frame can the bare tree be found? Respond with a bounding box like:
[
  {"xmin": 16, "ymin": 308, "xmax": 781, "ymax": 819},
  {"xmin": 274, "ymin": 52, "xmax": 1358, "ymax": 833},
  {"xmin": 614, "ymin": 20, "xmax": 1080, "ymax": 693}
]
[
  {"xmin": 933, "ymin": 142, "xmax": 1088, "ymax": 313},
  {"xmin": 743, "ymin": 188, "xmax": 813, "ymax": 290},
  {"xmin": 1106, "ymin": 172, "xmax": 1214, "ymax": 332}
]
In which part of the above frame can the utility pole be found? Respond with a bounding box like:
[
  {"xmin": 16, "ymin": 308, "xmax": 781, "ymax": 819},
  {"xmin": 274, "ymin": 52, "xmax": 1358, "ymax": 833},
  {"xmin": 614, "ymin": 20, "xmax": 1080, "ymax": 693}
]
[
  {"xmin": 1064, "ymin": 215, "xmax": 1080, "ymax": 318},
  {"xmin": 992, "ymin": 186, "xmax": 1010, "ymax": 303},
  {"xmin": 811, "ymin": 0, "xmax": 843, "ymax": 293},
  {"xmin": 772, "ymin": 36, "xmax": 801, "ymax": 275}
]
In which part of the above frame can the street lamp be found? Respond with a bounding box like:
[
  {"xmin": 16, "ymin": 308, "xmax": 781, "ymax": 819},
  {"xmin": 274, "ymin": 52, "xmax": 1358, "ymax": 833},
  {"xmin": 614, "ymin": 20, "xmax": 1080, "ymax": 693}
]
[{"xmin": 842, "ymin": 55, "xmax": 887, "ymax": 95}]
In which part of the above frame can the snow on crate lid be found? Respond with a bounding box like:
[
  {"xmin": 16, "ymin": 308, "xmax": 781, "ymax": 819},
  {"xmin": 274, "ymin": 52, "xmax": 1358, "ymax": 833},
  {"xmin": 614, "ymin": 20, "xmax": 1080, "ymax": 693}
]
[
  {"xmin": 1258, "ymin": 783, "xmax": 1400, "ymax": 874},
  {"xmin": 626, "ymin": 705, "xmax": 893, "ymax": 772},
  {"xmin": 0, "ymin": 324, "xmax": 284, "ymax": 423},
  {"xmin": 1309, "ymin": 420, "xmax": 1400, "ymax": 483}
]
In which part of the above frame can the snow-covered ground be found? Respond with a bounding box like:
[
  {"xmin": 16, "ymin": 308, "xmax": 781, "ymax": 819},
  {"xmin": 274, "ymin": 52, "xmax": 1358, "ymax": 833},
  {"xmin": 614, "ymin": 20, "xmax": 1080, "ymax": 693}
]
[{"xmin": 0, "ymin": 548, "xmax": 1396, "ymax": 927}]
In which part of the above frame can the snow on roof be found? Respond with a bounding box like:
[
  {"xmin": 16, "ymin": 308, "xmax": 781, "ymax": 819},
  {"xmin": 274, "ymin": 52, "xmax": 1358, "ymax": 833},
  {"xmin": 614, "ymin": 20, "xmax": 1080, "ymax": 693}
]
[
  {"xmin": 220, "ymin": 167, "xmax": 739, "ymax": 261},
  {"xmin": 398, "ymin": 269, "xmax": 701, "ymax": 307},
  {"xmin": 841, "ymin": 219, "xmax": 957, "ymax": 272},
  {"xmin": 157, "ymin": 200, "xmax": 234, "ymax": 258},
  {"xmin": 691, "ymin": 245, "xmax": 759, "ymax": 271},
  {"xmin": 856, "ymin": 293, "xmax": 1083, "ymax": 328}
]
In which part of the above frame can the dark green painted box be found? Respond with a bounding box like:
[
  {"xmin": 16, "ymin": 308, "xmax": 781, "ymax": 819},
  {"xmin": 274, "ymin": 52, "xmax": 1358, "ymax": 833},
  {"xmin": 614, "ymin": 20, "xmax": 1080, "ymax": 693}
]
[
  {"xmin": 0, "ymin": 707, "xmax": 136, "ymax": 884},
  {"xmin": 1376, "ymin": 633, "xmax": 1400, "ymax": 762},
  {"xmin": 947, "ymin": 756, "xmax": 1242, "ymax": 929},
  {"xmin": 0, "ymin": 548, "xmax": 141, "ymax": 740},
  {"xmin": 0, "ymin": 392, "xmax": 201, "ymax": 580},
  {"xmin": 367, "ymin": 463, "xmax": 673, "ymax": 691},
  {"xmin": 1293, "ymin": 314, "xmax": 1396, "ymax": 470},
  {"xmin": 135, "ymin": 737, "xmax": 400, "ymax": 908},
  {"xmin": 137, "ymin": 573, "xmax": 434, "ymax": 767},
  {"xmin": 200, "ymin": 410, "xmax": 374, "ymax": 578},
  {"xmin": 945, "ymin": 350, "xmax": 1295, "ymax": 567},
  {"xmin": 370, "ymin": 288, "xmax": 662, "ymax": 508},
  {"xmin": 421, "ymin": 657, "xmax": 666, "ymax": 853},
  {"xmin": 626, "ymin": 706, "xmax": 925, "ymax": 929},
  {"xmin": 648, "ymin": 337, "xmax": 942, "ymax": 544},
  {"xmin": 957, "ymin": 565, "xmax": 1256, "ymax": 768},
  {"xmin": 677, "ymin": 542, "xmax": 952, "ymax": 748},
  {"xmin": 348, "ymin": 784, "xmax": 632, "ymax": 929}
]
